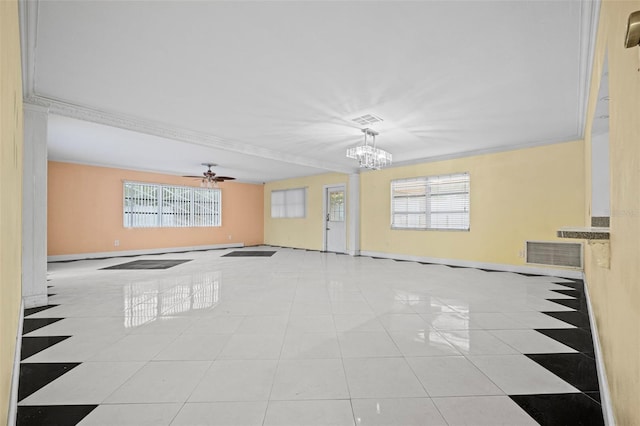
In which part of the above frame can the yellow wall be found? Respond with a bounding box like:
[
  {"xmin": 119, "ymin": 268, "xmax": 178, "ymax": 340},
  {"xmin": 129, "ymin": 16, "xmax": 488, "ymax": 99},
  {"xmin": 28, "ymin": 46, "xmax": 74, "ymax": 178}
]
[
  {"xmin": 48, "ymin": 162, "xmax": 265, "ymax": 255},
  {"xmin": 264, "ymin": 173, "xmax": 349, "ymax": 250},
  {"xmin": 0, "ymin": 0, "xmax": 23, "ymax": 423},
  {"xmin": 583, "ymin": 1, "xmax": 640, "ymax": 424},
  {"xmin": 360, "ymin": 141, "xmax": 585, "ymax": 266}
]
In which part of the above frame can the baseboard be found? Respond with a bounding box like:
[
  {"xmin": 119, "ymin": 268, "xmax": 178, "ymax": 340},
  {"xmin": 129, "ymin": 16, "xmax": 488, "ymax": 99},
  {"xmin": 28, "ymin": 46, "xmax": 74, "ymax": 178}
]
[
  {"xmin": 47, "ymin": 242, "xmax": 244, "ymax": 262},
  {"xmin": 23, "ymin": 294, "xmax": 48, "ymax": 309},
  {"xmin": 8, "ymin": 300, "xmax": 24, "ymax": 426},
  {"xmin": 359, "ymin": 250, "xmax": 583, "ymax": 279},
  {"xmin": 583, "ymin": 275, "xmax": 616, "ymax": 426}
]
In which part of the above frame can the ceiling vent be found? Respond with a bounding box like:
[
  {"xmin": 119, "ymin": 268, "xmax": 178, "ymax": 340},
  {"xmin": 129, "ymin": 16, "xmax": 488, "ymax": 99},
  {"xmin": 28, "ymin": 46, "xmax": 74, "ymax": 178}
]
[
  {"xmin": 351, "ymin": 114, "xmax": 384, "ymax": 126},
  {"xmin": 526, "ymin": 241, "xmax": 583, "ymax": 268}
]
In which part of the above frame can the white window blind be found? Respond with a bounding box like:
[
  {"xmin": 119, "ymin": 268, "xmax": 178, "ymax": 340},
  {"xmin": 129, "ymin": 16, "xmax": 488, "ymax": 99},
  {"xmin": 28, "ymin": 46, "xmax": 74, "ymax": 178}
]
[
  {"xmin": 391, "ymin": 173, "xmax": 469, "ymax": 230},
  {"xmin": 124, "ymin": 182, "xmax": 221, "ymax": 228},
  {"xmin": 271, "ymin": 188, "xmax": 306, "ymax": 218}
]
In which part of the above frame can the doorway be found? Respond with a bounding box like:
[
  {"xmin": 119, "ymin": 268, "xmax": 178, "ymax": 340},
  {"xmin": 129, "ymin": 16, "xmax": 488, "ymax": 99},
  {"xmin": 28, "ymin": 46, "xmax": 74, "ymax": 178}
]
[{"xmin": 324, "ymin": 185, "xmax": 346, "ymax": 253}]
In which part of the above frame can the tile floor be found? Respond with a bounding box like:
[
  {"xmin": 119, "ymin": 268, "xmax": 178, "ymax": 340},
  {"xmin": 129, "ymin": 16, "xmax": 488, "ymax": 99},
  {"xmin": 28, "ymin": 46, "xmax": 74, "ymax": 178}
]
[{"xmin": 17, "ymin": 247, "xmax": 605, "ymax": 425}]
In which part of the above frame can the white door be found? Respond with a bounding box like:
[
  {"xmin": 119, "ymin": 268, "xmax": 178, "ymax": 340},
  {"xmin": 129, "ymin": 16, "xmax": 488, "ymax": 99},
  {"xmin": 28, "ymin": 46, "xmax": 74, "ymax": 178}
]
[{"xmin": 325, "ymin": 187, "xmax": 346, "ymax": 253}]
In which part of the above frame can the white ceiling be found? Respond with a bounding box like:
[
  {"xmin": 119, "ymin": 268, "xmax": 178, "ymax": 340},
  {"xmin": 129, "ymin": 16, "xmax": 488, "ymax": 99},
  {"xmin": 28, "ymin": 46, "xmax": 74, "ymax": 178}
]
[{"xmin": 24, "ymin": 0, "xmax": 598, "ymax": 182}]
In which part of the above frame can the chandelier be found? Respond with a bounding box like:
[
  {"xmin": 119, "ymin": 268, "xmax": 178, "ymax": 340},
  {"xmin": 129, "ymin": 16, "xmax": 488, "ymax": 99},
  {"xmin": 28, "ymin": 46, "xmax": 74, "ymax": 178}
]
[{"xmin": 346, "ymin": 128, "xmax": 392, "ymax": 170}]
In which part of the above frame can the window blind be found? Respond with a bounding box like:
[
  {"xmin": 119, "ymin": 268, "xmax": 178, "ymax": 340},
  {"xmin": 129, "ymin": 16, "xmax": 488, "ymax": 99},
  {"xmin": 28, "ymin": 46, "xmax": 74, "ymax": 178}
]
[
  {"xmin": 391, "ymin": 173, "xmax": 469, "ymax": 230},
  {"xmin": 271, "ymin": 188, "xmax": 306, "ymax": 218},
  {"xmin": 124, "ymin": 182, "xmax": 221, "ymax": 228}
]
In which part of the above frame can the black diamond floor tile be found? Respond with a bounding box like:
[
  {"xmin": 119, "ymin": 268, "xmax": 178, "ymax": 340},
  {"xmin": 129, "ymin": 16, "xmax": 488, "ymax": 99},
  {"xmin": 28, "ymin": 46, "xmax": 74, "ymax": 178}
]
[
  {"xmin": 21, "ymin": 336, "xmax": 71, "ymax": 361},
  {"xmin": 222, "ymin": 250, "xmax": 276, "ymax": 257},
  {"xmin": 18, "ymin": 363, "xmax": 80, "ymax": 402},
  {"xmin": 554, "ymin": 280, "xmax": 585, "ymax": 291},
  {"xmin": 537, "ymin": 328, "xmax": 595, "ymax": 355},
  {"xmin": 551, "ymin": 288, "xmax": 582, "ymax": 298},
  {"xmin": 585, "ymin": 391, "xmax": 601, "ymax": 404},
  {"xmin": 23, "ymin": 318, "xmax": 64, "ymax": 335},
  {"xmin": 24, "ymin": 305, "xmax": 59, "ymax": 318},
  {"xmin": 543, "ymin": 311, "xmax": 591, "ymax": 328},
  {"xmin": 17, "ymin": 405, "xmax": 98, "ymax": 426},
  {"xmin": 101, "ymin": 259, "xmax": 192, "ymax": 270},
  {"xmin": 548, "ymin": 298, "xmax": 589, "ymax": 313},
  {"xmin": 526, "ymin": 353, "xmax": 600, "ymax": 392},
  {"xmin": 510, "ymin": 393, "xmax": 604, "ymax": 426}
]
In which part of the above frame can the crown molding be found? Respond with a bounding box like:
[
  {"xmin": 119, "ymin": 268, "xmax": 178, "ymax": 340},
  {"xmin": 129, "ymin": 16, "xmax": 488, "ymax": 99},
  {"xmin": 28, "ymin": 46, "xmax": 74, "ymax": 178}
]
[
  {"xmin": 576, "ymin": 0, "xmax": 601, "ymax": 138},
  {"xmin": 19, "ymin": 0, "xmax": 39, "ymax": 97},
  {"xmin": 25, "ymin": 95, "xmax": 357, "ymax": 175}
]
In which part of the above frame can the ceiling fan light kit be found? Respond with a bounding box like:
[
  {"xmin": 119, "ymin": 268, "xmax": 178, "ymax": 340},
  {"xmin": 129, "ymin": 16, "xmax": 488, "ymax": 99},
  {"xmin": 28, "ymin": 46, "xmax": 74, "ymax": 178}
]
[
  {"xmin": 346, "ymin": 128, "xmax": 392, "ymax": 170},
  {"xmin": 183, "ymin": 163, "xmax": 236, "ymax": 188}
]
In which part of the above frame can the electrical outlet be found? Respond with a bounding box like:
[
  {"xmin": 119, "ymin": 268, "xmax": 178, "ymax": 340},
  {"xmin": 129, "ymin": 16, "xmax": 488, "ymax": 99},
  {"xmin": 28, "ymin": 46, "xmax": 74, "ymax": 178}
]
[
  {"xmin": 518, "ymin": 249, "xmax": 524, "ymax": 258},
  {"xmin": 114, "ymin": 239, "xmax": 120, "ymax": 247},
  {"xmin": 228, "ymin": 235, "xmax": 232, "ymax": 240}
]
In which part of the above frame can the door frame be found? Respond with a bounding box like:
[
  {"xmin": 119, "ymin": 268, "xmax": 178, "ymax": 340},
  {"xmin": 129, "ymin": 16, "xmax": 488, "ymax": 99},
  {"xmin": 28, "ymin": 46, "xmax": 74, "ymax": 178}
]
[{"xmin": 322, "ymin": 184, "xmax": 347, "ymax": 253}]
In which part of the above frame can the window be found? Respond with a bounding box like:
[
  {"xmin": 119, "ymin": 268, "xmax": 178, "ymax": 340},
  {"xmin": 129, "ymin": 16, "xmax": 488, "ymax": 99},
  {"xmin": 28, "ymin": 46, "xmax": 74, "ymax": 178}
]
[
  {"xmin": 271, "ymin": 188, "xmax": 306, "ymax": 218},
  {"xmin": 124, "ymin": 182, "xmax": 221, "ymax": 228},
  {"xmin": 391, "ymin": 172, "xmax": 469, "ymax": 230}
]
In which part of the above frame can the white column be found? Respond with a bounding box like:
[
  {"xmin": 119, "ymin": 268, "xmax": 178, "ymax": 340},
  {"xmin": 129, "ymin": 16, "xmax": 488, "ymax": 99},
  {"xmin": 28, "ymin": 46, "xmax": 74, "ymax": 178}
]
[
  {"xmin": 22, "ymin": 104, "xmax": 48, "ymax": 308},
  {"xmin": 348, "ymin": 173, "xmax": 360, "ymax": 256}
]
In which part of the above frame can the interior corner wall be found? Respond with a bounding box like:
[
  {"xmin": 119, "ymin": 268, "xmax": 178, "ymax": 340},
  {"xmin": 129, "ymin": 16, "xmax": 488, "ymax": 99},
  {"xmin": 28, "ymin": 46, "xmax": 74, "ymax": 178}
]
[
  {"xmin": 47, "ymin": 161, "xmax": 264, "ymax": 256},
  {"xmin": 582, "ymin": 1, "xmax": 640, "ymax": 424},
  {"xmin": 264, "ymin": 173, "xmax": 349, "ymax": 251},
  {"xmin": 359, "ymin": 140, "xmax": 585, "ymax": 268},
  {"xmin": 0, "ymin": 0, "xmax": 24, "ymax": 423}
]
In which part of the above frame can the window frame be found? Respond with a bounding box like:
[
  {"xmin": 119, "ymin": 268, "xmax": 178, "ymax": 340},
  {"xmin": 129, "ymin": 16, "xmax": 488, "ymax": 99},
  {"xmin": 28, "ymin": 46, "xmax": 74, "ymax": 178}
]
[
  {"xmin": 270, "ymin": 187, "xmax": 307, "ymax": 218},
  {"xmin": 390, "ymin": 172, "xmax": 470, "ymax": 231},
  {"xmin": 123, "ymin": 181, "xmax": 221, "ymax": 228}
]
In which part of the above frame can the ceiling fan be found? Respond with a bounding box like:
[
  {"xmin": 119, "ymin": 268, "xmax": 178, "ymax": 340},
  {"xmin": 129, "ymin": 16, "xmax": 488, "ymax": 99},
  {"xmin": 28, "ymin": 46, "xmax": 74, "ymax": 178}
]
[{"xmin": 184, "ymin": 163, "xmax": 236, "ymax": 187}]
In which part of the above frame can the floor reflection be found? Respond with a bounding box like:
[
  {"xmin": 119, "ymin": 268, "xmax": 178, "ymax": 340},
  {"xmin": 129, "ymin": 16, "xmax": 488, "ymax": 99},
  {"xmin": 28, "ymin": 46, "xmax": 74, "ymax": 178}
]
[{"xmin": 123, "ymin": 271, "xmax": 221, "ymax": 328}]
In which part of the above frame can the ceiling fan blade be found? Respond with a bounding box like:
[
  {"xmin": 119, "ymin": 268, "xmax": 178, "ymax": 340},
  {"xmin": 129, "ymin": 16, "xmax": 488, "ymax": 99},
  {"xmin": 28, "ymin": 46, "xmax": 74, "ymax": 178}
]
[
  {"xmin": 183, "ymin": 175, "xmax": 204, "ymax": 178},
  {"xmin": 214, "ymin": 176, "xmax": 236, "ymax": 181}
]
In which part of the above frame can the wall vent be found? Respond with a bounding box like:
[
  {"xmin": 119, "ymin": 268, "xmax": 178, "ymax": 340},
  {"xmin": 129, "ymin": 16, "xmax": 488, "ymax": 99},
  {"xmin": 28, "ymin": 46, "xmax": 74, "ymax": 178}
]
[{"xmin": 526, "ymin": 241, "xmax": 583, "ymax": 268}]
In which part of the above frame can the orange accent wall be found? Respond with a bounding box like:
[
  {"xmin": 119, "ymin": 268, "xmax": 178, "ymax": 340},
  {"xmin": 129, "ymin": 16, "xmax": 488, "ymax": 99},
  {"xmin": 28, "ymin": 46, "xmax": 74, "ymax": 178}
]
[{"xmin": 48, "ymin": 161, "xmax": 264, "ymax": 255}]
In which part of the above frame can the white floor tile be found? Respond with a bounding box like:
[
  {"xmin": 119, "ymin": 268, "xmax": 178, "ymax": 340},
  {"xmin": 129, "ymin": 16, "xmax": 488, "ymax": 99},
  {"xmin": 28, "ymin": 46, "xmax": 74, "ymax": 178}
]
[
  {"xmin": 104, "ymin": 361, "xmax": 211, "ymax": 403},
  {"xmin": 338, "ymin": 332, "xmax": 401, "ymax": 358},
  {"xmin": 287, "ymin": 315, "xmax": 335, "ymax": 333},
  {"xmin": 330, "ymin": 300, "xmax": 374, "ymax": 315},
  {"xmin": 439, "ymin": 330, "xmax": 519, "ymax": 355},
  {"xmin": 128, "ymin": 317, "xmax": 194, "ymax": 334},
  {"xmin": 502, "ymin": 311, "xmax": 577, "ymax": 329},
  {"xmin": 333, "ymin": 315, "xmax": 385, "ymax": 332},
  {"xmin": 90, "ymin": 334, "xmax": 179, "ymax": 361},
  {"xmin": 236, "ymin": 315, "xmax": 289, "ymax": 334},
  {"xmin": 281, "ymin": 332, "xmax": 341, "ymax": 359},
  {"xmin": 78, "ymin": 403, "xmax": 182, "ymax": 426},
  {"xmin": 343, "ymin": 358, "xmax": 427, "ymax": 398},
  {"xmin": 389, "ymin": 330, "xmax": 461, "ymax": 357},
  {"xmin": 270, "ymin": 359, "xmax": 349, "ymax": 400},
  {"xmin": 377, "ymin": 314, "xmax": 430, "ymax": 331},
  {"xmin": 263, "ymin": 400, "xmax": 355, "ymax": 426},
  {"xmin": 468, "ymin": 313, "xmax": 529, "ymax": 330},
  {"xmin": 23, "ymin": 333, "xmax": 124, "ymax": 362},
  {"xmin": 217, "ymin": 333, "xmax": 284, "ymax": 360},
  {"xmin": 182, "ymin": 316, "xmax": 244, "ymax": 334},
  {"xmin": 419, "ymin": 313, "xmax": 476, "ymax": 331},
  {"xmin": 406, "ymin": 356, "xmax": 503, "ymax": 397},
  {"xmin": 351, "ymin": 398, "xmax": 447, "ymax": 426},
  {"xmin": 171, "ymin": 401, "xmax": 268, "ymax": 426},
  {"xmin": 20, "ymin": 361, "xmax": 145, "ymax": 405},
  {"xmin": 433, "ymin": 396, "xmax": 539, "ymax": 426},
  {"xmin": 468, "ymin": 354, "xmax": 580, "ymax": 394},
  {"xmin": 154, "ymin": 333, "xmax": 231, "ymax": 360},
  {"xmin": 489, "ymin": 329, "xmax": 577, "ymax": 354},
  {"xmin": 188, "ymin": 359, "xmax": 277, "ymax": 402}
]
